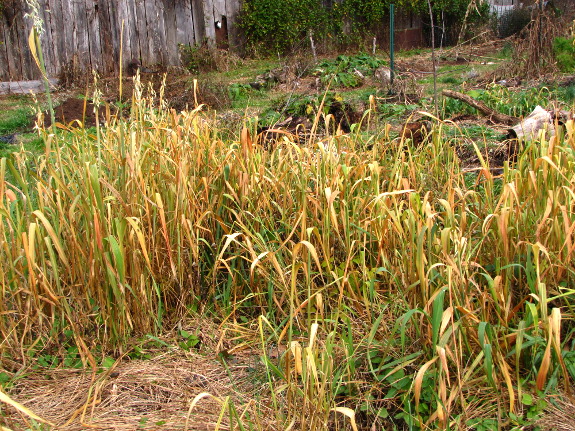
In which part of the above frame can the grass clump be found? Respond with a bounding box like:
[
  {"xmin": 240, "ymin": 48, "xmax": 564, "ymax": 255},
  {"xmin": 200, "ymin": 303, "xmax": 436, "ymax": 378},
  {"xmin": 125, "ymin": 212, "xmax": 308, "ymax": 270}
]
[
  {"xmin": 441, "ymin": 84, "xmax": 565, "ymax": 119},
  {"xmin": 1, "ymin": 78, "xmax": 574, "ymax": 430},
  {"xmin": 0, "ymin": 99, "xmax": 32, "ymax": 135},
  {"xmin": 553, "ymin": 36, "xmax": 575, "ymax": 72}
]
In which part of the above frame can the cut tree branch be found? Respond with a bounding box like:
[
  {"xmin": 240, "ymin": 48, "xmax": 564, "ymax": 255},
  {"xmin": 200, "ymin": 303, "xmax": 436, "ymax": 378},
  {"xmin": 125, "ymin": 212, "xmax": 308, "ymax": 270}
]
[{"xmin": 442, "ymin": 89, "xmax": 519, "ymax": 125}]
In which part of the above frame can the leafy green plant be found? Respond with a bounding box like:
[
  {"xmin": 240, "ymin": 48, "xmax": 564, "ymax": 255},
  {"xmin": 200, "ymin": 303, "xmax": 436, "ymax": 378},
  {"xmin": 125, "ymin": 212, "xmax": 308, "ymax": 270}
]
[
  {"xmin": 178, "ymin": 329, "xmax": 200, "ymax": 351},
  {"xmin": 378, "ymin": 102, "xmax": 418, "ymax": 119},
  {"xmin": 553, "ymin": 36, "xmax": 575, "ymax": 72},
  {"xmin": 228, "ymin": 82, "xmax": 254, "ymax": 102},
  {"xmin": 239, "ymin": 0, "xmax": 488, "ymax": 53},
  {"xmin": 239, "ymin": 0, "xmax": 332, "ymax": 54},
  {"xmin": 314, "ymin": 54, "xmax": 385, "ymax": 88}
]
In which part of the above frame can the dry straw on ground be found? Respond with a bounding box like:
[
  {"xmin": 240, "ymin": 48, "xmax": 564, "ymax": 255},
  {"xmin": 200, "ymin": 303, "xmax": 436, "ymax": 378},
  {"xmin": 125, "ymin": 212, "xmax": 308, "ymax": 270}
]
[
  {"xmin": 2, "ymin": 325, "xmax": 276, "ymax": 430},
  {"xmin": 537, "ymin": 396, "xmax": 575, "ymax": 431}
]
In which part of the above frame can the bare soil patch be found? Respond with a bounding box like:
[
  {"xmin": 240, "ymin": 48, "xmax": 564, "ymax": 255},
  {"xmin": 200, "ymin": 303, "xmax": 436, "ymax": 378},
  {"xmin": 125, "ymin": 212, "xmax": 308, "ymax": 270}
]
[{"xmin": 43, "ymin": 97, "xmax": 114, "ymax": 129}]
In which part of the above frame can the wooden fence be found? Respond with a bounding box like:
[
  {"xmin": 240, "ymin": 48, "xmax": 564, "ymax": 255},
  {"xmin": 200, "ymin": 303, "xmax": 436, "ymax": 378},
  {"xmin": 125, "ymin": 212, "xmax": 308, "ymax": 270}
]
[{"xmin": 0, "ymin": 0, "xmax": 241, "ymax": 81}]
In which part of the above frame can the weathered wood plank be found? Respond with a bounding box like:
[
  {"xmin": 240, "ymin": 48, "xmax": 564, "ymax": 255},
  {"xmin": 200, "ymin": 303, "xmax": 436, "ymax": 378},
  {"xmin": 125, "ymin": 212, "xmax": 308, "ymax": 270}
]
[
  {"xmin": 4, "ymin": 3, "xmax": 22, "ymax": 80},
  {"xmin": 37, "ymin": 0, "xmax": 56, "ymax": 76},
  {"xmin": 158, "ymin": 0, "xmax": 170, "ymax": 63},
  {"xmin": 116, "ymin": 0, "xmax": 132, "ymax": 67},
  {"xmin": 60, "ymin": 0, "xmax": 76, "ymax": 70},
  {"xmin": 135, "ymin": 0, "xmax": 151, "ymax": 64},
  {"xmin": 162, "ymin": 0, "xmax": 180, "ymax": 64},
  {"xmin": 225, "ymin": 0, "xmax": 241, "ymax": 49},
  {"xmin": 201, "ymin": 0, "xmax": 216, "ymax": 47},
  {"xmin": 175, "ymin": 0, "xmax": 194, "ymax": 47},
  {"xmin": 3, "ymin": 8, "xmax": 22, "ymax": 80},
  {"xmin": 191, "ymin": 0, "xmax": 205, "ymax": 45},
  {"xmin": 14, "ymin": 5, "xmax": 33, "ymax": 80},
  {"xmin": 107, "ymin": 0, "xmax": 122, "ymax": 72},
  {"xmin": 155, "ymin": 0, "xmax": 169, "ymax": 64},
  {"xmin": 0, "ymin": 78, "xmax": 59, "ymax": 95},
  {"xmin": 86, "ymin": 0, "xmax": 102, "ymax": 72},
  {"xmin": 0, "ymin": 20, "xmax": 11, "ymax": 81},
  {"xmin": 144, "ymin": 0, "xmax": 161, "ymax": 64},
  {"xmin": 97, "ymin": 0, "xmax": 115, "ymax": 74},
  {"xmin": 72, "ymin": 0, "xmax": 90, "ymax": 70},
  {"xmin": 125, "ymin": 0, "xmax": 141, "ymax": 65},
  {"xmin": 45, "ymin": 0, "xmax": 64, "ymax": 75}
]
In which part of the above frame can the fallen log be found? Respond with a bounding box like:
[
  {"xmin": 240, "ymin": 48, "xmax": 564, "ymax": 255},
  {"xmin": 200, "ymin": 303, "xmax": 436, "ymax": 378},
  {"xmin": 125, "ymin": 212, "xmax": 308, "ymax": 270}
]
[
  {"xmin": 442, "ymin": 89, "xmax": 518, "ymax": 125},
  {"xmin": 0, "ymin": 79, "xmax": 59, "ymax": 95}
]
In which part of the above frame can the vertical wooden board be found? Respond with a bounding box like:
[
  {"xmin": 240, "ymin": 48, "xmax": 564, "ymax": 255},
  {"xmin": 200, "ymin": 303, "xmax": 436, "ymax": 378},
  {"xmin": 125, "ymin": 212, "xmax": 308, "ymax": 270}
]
[
  {"xmin": 144, "ymin": 0, "xmax": 159, "ymax": 64},
  {"xmin": 201, "ymin": 0, "xmax": 216, "ymax": 46},
  {"xmin": 60, "ymin": 0, "xmax": 76, "ymax": 69},
  {"xmin": 97, "ymin": 0, "xmax": 115, "ymax": 74},
  {"xmin": 37, "ymin": 0, "xmax": 56, "ymax": 77},
  {"xmin": 175, "ymin": 0, "xmax": 194, "ymax": 47},
  {"xmin": 62, "ymin": 0, "xmax": 80, "ymax": 66},
  {"xmin": 154, "ymin": 0, "xmax": 168, "ymax": 64},
  {"xmin": 107, "ymin": 0, "xmax": 122, "ymax": 72},
  {"xmin": 134, "ymin": 0, "xmax": 151, "ymax": 64},
  {"xmin": 116, "ymin": 0, "xmax": 133, "ymax": 67},
  {"xmin": 0, "ymin": 21, "xmax": 10, "ymax": 80},
  {"xmin": 46, "ymin": 0, "xmax": 64, "ymax": 76},
  {"xmin": 125, "ymin": 0, "xmax": 141, "ymax": 65},
  {"xmin": 212, "ymin": 0, "xmax": 227, "ymax": 49},
  {"xmin": 224, "ymin": 0, "xmax": 241, "ymax": 49},
  {"xmin": 117, "ymin": 0, "xmax": 130, "ymax": 66},
  {"xmin": 73, "ymin": 0, "xmax": 90, "ymax": 68},
  {"xmin": 213, "ymin": 0, "xmax": 226, "ymax": 20},
  {"xmin": 14, "ymin": 7, "xmax": 32, "ymax": 80},
  {"xmin": 191, "ymin": 0, "xmax": 205, "ymax": 44},
  {"xmin": 162, "ymin": 0, "xmax": 179, "ymax": 64},
  {"xmin": 3, "ymin": 17, "xmax": 20, "ymax": 80},
  {"xmin": 85, "ymin": 0, "xmax": 102, "ymax": 73},
  {"xmin": 4, "ymin": 12, "xmax": 24, "ymax": 81},
  {"xmin": 0, "ymin": 20, "xmax": 16, "ymax": 81}
]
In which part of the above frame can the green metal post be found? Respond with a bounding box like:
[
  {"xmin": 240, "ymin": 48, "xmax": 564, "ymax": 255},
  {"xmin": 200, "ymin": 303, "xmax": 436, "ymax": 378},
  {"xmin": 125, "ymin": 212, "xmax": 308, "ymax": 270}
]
[{"xmin": 390, "ymin": 4, "xmax": 395, "ymax": 91}]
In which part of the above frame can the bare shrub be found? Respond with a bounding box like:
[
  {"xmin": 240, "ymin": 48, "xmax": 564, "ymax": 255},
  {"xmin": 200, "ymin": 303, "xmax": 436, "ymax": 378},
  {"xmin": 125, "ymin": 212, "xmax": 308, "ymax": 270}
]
[{"xmin": 507, "ymin": 6, "xmax": 566, "ymax": 77}]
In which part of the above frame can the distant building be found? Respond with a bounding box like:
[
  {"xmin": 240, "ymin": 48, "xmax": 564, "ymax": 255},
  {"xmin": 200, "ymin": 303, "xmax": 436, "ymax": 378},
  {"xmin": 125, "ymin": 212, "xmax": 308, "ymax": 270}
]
[
  {"xmin": 394, "ymin": 12, "xmax": 425, "ymax": 50},
  {"xmin": 486, "ymin": 0, "xmax": 517, "ymax": 16},
  {"xmin": 486, "ymin": 0, "xmax": 552, "ymax": 15}
]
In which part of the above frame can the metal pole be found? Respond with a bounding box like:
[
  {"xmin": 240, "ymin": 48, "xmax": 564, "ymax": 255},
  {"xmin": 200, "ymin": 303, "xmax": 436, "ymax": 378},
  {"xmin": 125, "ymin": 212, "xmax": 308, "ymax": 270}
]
[{"xmin": 390, "ymin": 4, "xmax": 395, "ymax": 92}]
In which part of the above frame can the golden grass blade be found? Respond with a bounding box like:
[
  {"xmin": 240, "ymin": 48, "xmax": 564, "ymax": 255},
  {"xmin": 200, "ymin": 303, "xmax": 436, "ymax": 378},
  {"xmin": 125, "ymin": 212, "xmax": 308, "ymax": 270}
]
[
  {"xmin": 331, "ymin": 407, "xmax": 359, "ymax": 431},
  {"xmin": 414, "ymin": 357, "xmax": 438, "ymax": 411},
  {"xmin": 185, "ymin": 392, "xmax": 223, "ymax": 431},
  {"xmin": 289, "ymin": 341, "xmax": 303, "ymax": 375},
  {"xmin": 27, "ymin": 29, "xmax": 47, "ymax": 81},
  {"xmin": 293, "ymin": 241, "xmax": 323, "ymax": 275},
  {"xmin": 125, "ymin": 217, "xmax": 153, "ymax": 271},
  {"xmin": 32, "ymin": 210, "xmax": 71, "ymax": 270},
  {"xmin": 0, "ymin": 390, "xmax": 54, "ymax": 427}
]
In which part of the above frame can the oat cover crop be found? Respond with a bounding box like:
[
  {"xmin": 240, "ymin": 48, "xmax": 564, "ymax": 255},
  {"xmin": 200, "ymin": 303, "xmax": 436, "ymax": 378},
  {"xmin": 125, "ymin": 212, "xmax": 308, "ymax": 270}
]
[{"xmin": 1, "ymin": 82, "xmax": 574, "ymax": 429}]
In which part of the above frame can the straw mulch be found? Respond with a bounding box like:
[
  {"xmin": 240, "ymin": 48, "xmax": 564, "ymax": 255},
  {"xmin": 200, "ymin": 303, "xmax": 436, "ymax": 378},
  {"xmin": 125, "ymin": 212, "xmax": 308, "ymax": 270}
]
[
  {"xmin": 2, "ymin": 345, "xmax": 276, "ymax": 430},
  {"xmin": 537, "ymin": 396, "xmax": 575, "ymax": 431}
]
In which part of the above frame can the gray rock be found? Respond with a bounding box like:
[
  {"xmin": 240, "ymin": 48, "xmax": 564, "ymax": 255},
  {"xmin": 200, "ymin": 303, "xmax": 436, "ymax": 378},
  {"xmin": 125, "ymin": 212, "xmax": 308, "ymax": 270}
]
[{"xmin": 0, "ymin": 134, "xmax": 17, "ymax": 145}]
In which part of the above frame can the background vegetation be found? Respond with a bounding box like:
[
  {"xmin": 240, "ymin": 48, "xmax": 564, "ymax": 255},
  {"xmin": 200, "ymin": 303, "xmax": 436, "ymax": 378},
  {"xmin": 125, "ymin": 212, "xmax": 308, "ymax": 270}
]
[{"xmin": 239, "ymin": 0, "xmax": 490, "ymax": 54}]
